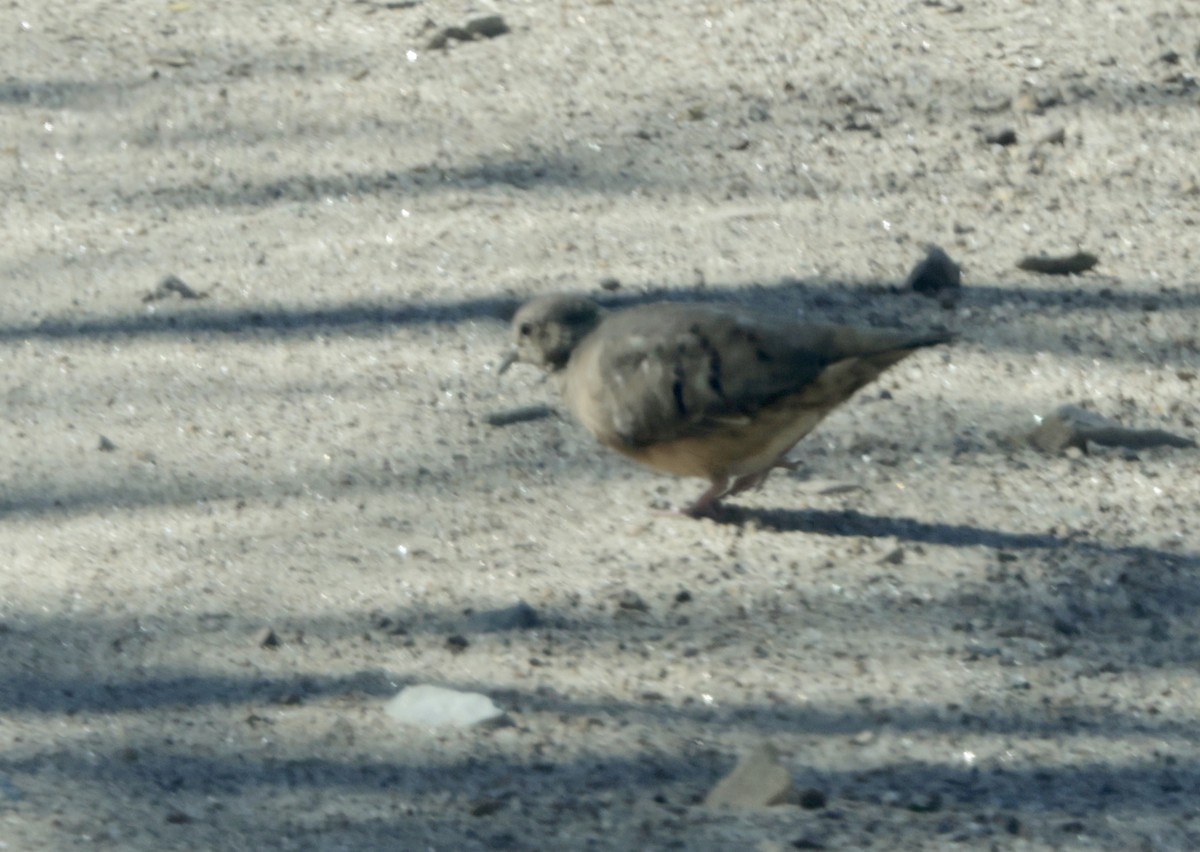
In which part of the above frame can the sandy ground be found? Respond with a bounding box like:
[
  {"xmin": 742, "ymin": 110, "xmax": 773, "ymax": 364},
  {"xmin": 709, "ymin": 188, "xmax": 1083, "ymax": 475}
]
[{"xmin": 2, "ymin": 0, "xmax": 1199, "ymax": 849}]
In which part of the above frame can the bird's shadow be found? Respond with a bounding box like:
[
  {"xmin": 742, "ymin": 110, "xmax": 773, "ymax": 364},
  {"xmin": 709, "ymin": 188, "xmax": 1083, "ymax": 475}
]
[{"xmin": 712, "ymin": 505, "xmax": 1065, "ymax": 551}]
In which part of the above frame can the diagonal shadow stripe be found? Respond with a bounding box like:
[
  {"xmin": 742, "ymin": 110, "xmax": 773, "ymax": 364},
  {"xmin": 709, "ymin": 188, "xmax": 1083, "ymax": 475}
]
[{"xmin": 0, "ymin": 279, "xmax": 1195, "ymax": 344}]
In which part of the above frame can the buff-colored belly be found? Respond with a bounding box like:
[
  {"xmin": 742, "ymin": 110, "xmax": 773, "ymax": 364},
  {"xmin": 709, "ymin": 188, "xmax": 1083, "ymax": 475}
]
[{"xmin": 614, "ymin": 402, "xmax": 834, "ymax": 480}]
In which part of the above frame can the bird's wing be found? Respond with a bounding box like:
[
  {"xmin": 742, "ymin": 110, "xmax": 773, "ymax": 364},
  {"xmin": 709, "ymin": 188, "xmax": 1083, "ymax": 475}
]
[{"xmin": 563, "ymin": 303, "xmax": 948, "ymax": 450}]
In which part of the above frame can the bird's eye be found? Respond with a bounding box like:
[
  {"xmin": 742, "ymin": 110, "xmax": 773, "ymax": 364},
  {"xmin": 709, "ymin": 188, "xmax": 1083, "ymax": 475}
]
[{"xmin": 519, "ymin": 322, "xmax": 533, "ymax": 337}]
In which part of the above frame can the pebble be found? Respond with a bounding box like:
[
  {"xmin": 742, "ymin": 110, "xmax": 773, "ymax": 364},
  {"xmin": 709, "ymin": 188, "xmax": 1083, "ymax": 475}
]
[
  {"xmin": 615, "ymin": 589, "xmax": 649, "ymax": 612},
  {"xmin": 1016, "ymin": 251, "xmax": 1098, "ymax": 275},
  {"xmin": 907, "ymin": 792, "xmax": 943, "ymax": 813},
  {"xmin": 484, "ymin": 405, "xmax": 556, "ymax": 427},
  {"xmin": 384, "ymin": 684, "xmax": 507, "ymax": 728},
  {"xmin": 704, "ymin": 743, "xmax": 799, "ymax": 808},
  {"xmin": 798, "ymin": 788, "xmax": 828, "ymax": 810},
  {"xmin": 1037, "ymin": 127, "xmax": 1067, "ymax": 146},
  {"xmin": 469, "ymin": 796, "xmax": 507, "ymax": 817},
  {"xmin": 466, "ymin": 601, "xmax": 541, "ymax": 632},
  {"xmin": 984, "ymin": 127, "xmax": 1018, "ymax": 146},
  {"xmin": 905, "ymin": 245, "xmax": 962, "ymax": 306},
  {"xmin": 255, "ymin": 627, "xmax": 280, "ymax": 649},
  {"xmin": 144, "ymin": 273, "xmax": 205, "ymax": 302},
  {"xmin": 427, "ymin": 15, "xmax": 509, "ymax": 49},
  {"xmin": 1011, "ymin": 92, "xmax": 1040, "ymax": 113},
  {"xmin": 1052, "ymin": 613, "xmax": 1081, "ymax": 636},
  {"xmin": 466, "ymin": 15, "xmax": 509, "ymax": 38}
]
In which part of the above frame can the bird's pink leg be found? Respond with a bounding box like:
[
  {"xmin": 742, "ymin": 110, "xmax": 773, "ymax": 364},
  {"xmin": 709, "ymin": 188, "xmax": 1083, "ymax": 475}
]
[
  {"xmin": 727, "ymin": 469, "xmax": 771, "ymax": 497},
  {"xmin": 726, "ymin": 456, "xmax": 800, "ymax": 497},
  {"xmin": 665, "ymin": 458, "xmax": 800, "ymax": 517}
]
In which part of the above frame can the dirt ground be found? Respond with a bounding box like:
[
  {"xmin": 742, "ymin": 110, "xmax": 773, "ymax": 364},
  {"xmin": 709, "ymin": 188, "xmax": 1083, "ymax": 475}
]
[{"xmin": 2, "ymin": 1, "xmax": 1199, "ymax": 849}]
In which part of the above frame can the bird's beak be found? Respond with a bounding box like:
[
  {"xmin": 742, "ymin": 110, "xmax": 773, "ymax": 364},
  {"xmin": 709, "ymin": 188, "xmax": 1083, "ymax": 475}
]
[{"xmin": 497, "ymin": 349, "xmax": 518, "ymax": 375}]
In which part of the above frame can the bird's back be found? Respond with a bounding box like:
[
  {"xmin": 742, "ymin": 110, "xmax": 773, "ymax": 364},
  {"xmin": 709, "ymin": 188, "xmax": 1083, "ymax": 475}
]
[{"xmin": 560, "ymin": 302, "xmax": 949, "ymax": 478}]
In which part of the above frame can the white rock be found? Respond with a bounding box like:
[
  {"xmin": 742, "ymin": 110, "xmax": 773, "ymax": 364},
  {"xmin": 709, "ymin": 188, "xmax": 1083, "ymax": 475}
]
[{"xmin": 384, "ymin": 684, "xmax": 506, "ymax": 728}]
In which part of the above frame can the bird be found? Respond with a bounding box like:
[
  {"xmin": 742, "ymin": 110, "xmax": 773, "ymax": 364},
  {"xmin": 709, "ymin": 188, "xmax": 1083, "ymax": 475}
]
[{"xmin": 500, "ymin": 293, "xmax": 953, "ymax": 517}]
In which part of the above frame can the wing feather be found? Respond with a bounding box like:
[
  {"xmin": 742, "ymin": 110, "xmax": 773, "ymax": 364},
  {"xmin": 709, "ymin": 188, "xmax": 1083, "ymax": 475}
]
[{"xmin": 564, "ymin": 304, "xmax": 947, "ymax": 450}]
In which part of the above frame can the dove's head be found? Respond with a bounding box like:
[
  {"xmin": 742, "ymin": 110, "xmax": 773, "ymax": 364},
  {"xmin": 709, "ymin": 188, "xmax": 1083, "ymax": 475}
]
[{"xmin": 500, "ymin": 294, "xmax": 603, "ymax": 373}]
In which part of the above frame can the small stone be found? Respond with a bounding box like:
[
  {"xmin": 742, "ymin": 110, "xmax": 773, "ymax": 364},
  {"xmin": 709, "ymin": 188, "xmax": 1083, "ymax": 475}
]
[
  {"xmin": 906, "ymin": 245, "xmax": 962, "ymax": 302},
  {"xmin": 1025, "ymin": 87, "xmax": 1063, "ymax": 111},
  {"xmin": 255, "ymin": 627, "xmax": 280, "ymax": 649},
  {"xmin": 484, "ymin": 405, "xmax": 556, "ymax": 427},
  {"xmin": 385, "ymin": 684, "xmax": 506, "ymax": 728},
  {"xmin": 375, "ymin": 615, "xmax": 409, "ymax": 636},
  {"xmin": 851, "ymin": 729, "xmax": 877, "ymax": 746},
  {"xmin": 465, "ymin": 15, "xmax": 509, "ymax": 39},
  {"xmin": 469, "ymin": 796, "xmax": 506, "ymax": 817},
  {"xmin": 1011, "ymin": 92, "xmax": 1040, "ymax": 113},
  {"xmin": 1017, "ymin": 251, "xmax": 1098, "ymax": 275},
  {"xmin": 429, "ymin": 16, "xmax": 508, "ymax": 48},
  {"xmin": 1052, "ymin": 614, "xmax": 1081, "ymax": 636},
  {"xmin": 972, "ymin": 94, "xmax": 1011, "ymax": 113},
  {"xmin": 98, "ymin": 435, "xmax": 117, "ymax": 452},
  {"xmin": 1038, "ymin": 127, "xmax": 1067, "ymax": 146},
  {"xmin": 446, "ymin": 634, "xmax": 470, "ymax": 653},
  {"xmin": 165, "ymin": 809, "xmax": 193, "ymax": 824},
  {"xmin": 704, "ymin": 743, "xmax": 798, "ymax": 808},
  {"xmin": 615, "ymin": 590, "xmax": 649, "ymax": 612},
  {"xmin": 599, "ymin": 277, "xmax": 621, "ymax": 291},
  {"xmin": 466, "ymin": 601, "xmax": 540, "ymax": 632},
  {"xmin": 798, "ymin": 788, "xmax": 828, "ymax": 810},
  {"xmin": 907, "ymin": 792, "xmax": 943, "ymax": 813},
  {"xmin": 984, "ymin": 127, "xmax": 1018, "ymax": 146},
  {"xmin": 144, "ymin": 274, "xmax": 204, "ymax": 302}
]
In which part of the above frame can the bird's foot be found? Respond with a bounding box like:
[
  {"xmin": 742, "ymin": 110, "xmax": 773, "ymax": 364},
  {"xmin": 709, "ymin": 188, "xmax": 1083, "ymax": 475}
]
[
  {"xmin": 659, "ymin": 465, "xmax": 799, "ymax": 518},
  {"xmin": 654, "ymin": 478, "xmax": 730, "ymax": 519}
]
